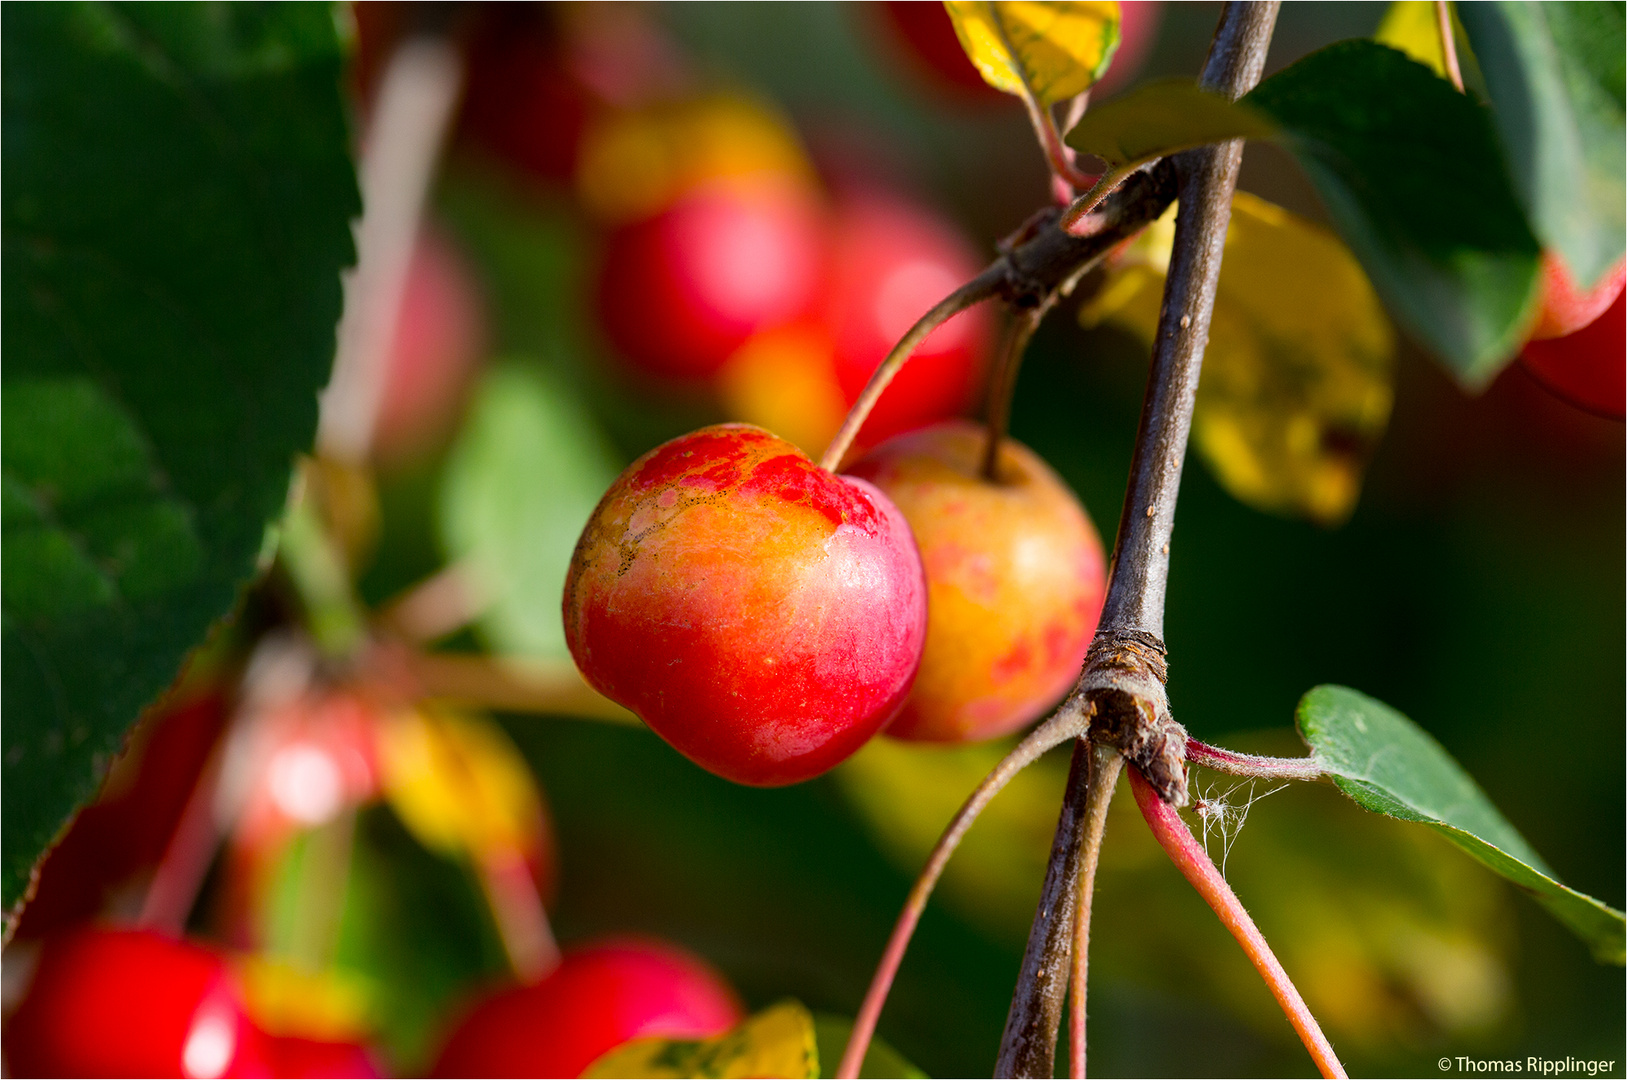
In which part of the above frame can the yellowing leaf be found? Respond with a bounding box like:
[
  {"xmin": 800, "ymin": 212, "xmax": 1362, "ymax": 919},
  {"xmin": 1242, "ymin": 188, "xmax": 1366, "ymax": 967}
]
[
  {"xmin": 575, "ymin": 93, "xmax": 815, "ymax": 223},
  {"xmin": 1374, "ymin": 1, "xmax": 1459, "ymax": 83},
  {"xmin": 1081, "ymin": 193, "xmax": 1395, "ymax": 525},
  {"xmin": 375, "ymin": 707, "xmax": 547, "ymax": 866},
  {"xmin": 944, "ymin": 1, "xmax": 1121, "ymax": 106},
  {"xmin": 584, "ymin": 1000, "xmax": 818, "ymax": 1079}
]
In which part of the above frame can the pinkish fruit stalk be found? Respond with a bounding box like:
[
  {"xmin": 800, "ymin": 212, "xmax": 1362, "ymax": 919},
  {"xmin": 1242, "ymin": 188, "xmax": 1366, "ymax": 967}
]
[{"xmin": 563, "ymin": 424, "xmax": 927, "ymax": 785}]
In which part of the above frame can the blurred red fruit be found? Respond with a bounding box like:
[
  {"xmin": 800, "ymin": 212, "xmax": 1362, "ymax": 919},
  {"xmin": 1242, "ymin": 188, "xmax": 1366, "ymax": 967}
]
[
  {"xmin": 1520, "ymin": 287, "xmax": 1625, "ymax": 420},
  {"xmin": 262, "ymin": 1034, "xmax": 382, "ymax": 1079},
  {"xmin": 1528, "ymin": 252, "xmax": 1626, "ymax": 342},
  {"xmin": 430, "ymin": 939, "xmax": 743, "ymax": 1079},
  {"xmin": 373, "ymin": 227, "xmax": 487, "ymax": 463},
  {"xmin": 596, "ymin": 181, "xmax": 827, "ymax": 381},
  {"xmin": 6, "ymin": 928, "xmax": 267, "ymax": 1078},
  {"xmin": 826, "ymin": 194, "xmax": 993, "ymax": 448},
  {"xmin": 14, "ymin": 693, "xmax": 227, "ymax": 939}
]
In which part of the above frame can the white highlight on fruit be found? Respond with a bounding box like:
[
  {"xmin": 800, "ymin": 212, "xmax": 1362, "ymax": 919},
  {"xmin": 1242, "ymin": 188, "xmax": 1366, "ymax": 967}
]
[
  {"xmin": 267, "ymin": 742, "xmax": 344, "ymax": 824},
  {"xmin": 181, "ymin": 1004, "xmax": 237, "ymax": 1079}
]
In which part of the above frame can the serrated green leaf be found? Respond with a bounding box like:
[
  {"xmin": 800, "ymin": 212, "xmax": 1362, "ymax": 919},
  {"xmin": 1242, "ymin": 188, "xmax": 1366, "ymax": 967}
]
[
  {"xmin": 1297, "ymin": 685, "xmax": 1626, "ymax": 965},
  {"xmin": 1243, "ymin": 40, "xmax": 1542, "ymax": 389},
  {"xmin": 1, "ymin": 2, "xmax": 358, "ymax": 913},
  {"xmin": 438, "ymin": 364, "xmax": 621, "ymax": 660},
  {"xmin": 1458, "ymin": 2, "xmax": 1626, "ymax": 291},
  {"xmin": 1062, "ymin": 78, "xmax": 1277, "ymax": 168},
  {"xmin": 944, "ymin": 1, "xmax": 1120, "ymax": 106},
  {"xmin": 585, "ymin": 1000, "xmax": 817, "ymax": 1079}
]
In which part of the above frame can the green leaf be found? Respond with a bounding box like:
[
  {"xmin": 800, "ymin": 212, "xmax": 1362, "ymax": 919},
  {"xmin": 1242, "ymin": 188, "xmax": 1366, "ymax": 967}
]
[
  {"xmin": 1244, "ymin": 40, "xmax": 1542, "ymax": 389},
  {"xmin": 1062, "ymin": 78, "xmax": 1277, "ymax": 168},
  {"xmin": 1297, "ymin": 685, "xmax": 1626, "ymax": 965},
  {"xmin": 1458, "ymin": 2, "xmax": 1627, "ymax": 291},
  {"xmin": 813, "ymin": 1014, "xmax": 929, "ymax": 1079},
  {"xmin": 438, "ymin": 364, "xmax": 621, "ymax": 660},
  {"xmin": 1, "ymin": 3, "xmax": 358, "ymax": 913},
  {"xmin": 585, "ymin": 1000, "xmax": 818, "ymax": 1079}
]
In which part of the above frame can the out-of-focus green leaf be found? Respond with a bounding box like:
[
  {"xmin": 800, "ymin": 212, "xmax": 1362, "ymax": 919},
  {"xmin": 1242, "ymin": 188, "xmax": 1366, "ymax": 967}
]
[
  {"xmin": 2, "ymin": 3, "xmax": 357, "ymax": 913},
  {"xmin": 1458, "ymin": 2, "xmax": 1626, "ymax": 291},
  {"xmin": 1298, "ymin": 685, "xmax": 1626, "ymax": 964},
  {"xmin": 1062, "ymin": 79, "xmax": 1276, "ymax": 167},
  {"xmin": 1244, "ymin": 40, "xmax": 1542, "ymax": 387},
  {"xmin": 945, "ymin": 1, "xmax": 1120, "ymax": 106},
  {"xmin": 1082, "ymin": 193, "xmax": 1395, "ymax": 525},
  {"xmin": 438, "ymin": 364, "xmax": 620, "ymax": 660},
  {"xmin": 585, "ymin": 1000, "xmax": 817, "ymax": 1079},
  {"xmin": 813, "ymin": 1014, "xmax": 929, "ymax": 1079}
]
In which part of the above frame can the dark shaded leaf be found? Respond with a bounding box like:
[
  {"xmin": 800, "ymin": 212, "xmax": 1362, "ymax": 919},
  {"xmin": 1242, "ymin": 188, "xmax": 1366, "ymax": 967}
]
[
  {"xmin": 1244, "ymin": 40, "xmax": 1542, "ymax": 388},
  {"xmin": 1, "ymin": 2, "xmax": 357, "ymax": 912},
  {"xmin": 1459, "ymin": 2, "xmax": 1626, "ymax": 290}
]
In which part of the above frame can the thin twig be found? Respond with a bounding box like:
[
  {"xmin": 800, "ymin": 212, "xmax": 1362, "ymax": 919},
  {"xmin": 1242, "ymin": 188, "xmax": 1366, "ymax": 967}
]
[
  {"xmin": 999, "ymin": 4, "xmax": 1281, "ymax": 1074},
  {"xmin": 1434, "ymin": 0, "xmax": 1464, "ymax": 92},
  {"xmin": 1128, "ymin": 767, "xmax": 1346, "ymax": 1079},
  {"xmin": 981, "ymin": 305, "xmax": 1049, "ymax": 480},
  {"xmin": 819, "ymin": 267, "xmax": 1005, "ymax": 472},
  {"xmin": 1066, "ymin": 745, "xmax": 1123, "ymax": 1080},
  {"xmin": 1185, "ymin": 738, "xmax": 1323, "ymax": 780},
  {"xmin": 392, "ymin": 650, "xmax": 637, "ymax": 724},
  {"xmin": 376, "ymin": 561, "xmax": 485, "ymax": 644},
  {"xmin": 835, "ymin": 703, "xmax": 1091, "ymax": 1080},
  {"xmin": 137, "ymin": 733, "xmax": 230, "ymax": 935}
]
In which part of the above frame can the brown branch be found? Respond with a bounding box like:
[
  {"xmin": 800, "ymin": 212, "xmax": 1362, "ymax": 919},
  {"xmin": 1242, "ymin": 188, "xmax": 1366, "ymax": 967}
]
[
  {"xmin": 1066, "ymin": 745, "xmax": 1123, "ymax": 1079},
  {"xmin": 996, "ymin": 4, "xmax": 1281, "ymax": 1076}
]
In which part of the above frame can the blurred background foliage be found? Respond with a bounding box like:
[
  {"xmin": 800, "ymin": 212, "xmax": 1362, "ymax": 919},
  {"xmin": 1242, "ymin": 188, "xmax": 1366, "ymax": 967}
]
[
  {"xmin": 364, "ymin": 3, "xmax": 1622, "ymax": 1074},
  {"xmin": 7, "ymin": 3, "xmax": 1622, "ymax": 1077}
]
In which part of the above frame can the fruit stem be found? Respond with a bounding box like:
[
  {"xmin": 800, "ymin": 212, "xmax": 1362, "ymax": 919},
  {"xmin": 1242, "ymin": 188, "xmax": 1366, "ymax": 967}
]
[
  {"xmin": 137, "ymin": 734, "xmax": 230, "ymax": 935},
  {"xmin": 1127, "ymin": 766, "xmax": 1347, "ymax": 1079},
  {"xmin": 1435, "ymin": 0, "xmax": 1464, "ymax": 92},
  {"xmin": 318, "ymin": 34, "xmax": 463, "ymax": 464},
  {"xmin": 819, "ymin": 266, "xmax": 1005, "ymax": 472},
  {"xmin": 388, "ymin": 648, "xmax": 637, "ymax": 724},
  {"xmin": 1000, "ymin": 5, "xmax": 1280, "ymax": 1073},
  {"xmin": 835, "ymin": 703, "xmax": 1091, "ymax": 1080},
  {"xmin": 1066, "ymin": 744, "xmax": 1123, "ymax": 1080},
  {"xmin": 1185, "ymin": 738, "xmax": 1323, "ymax": 780},
  {"xmin": 981, "ymin": 305, "xmax": 1049, "ymax": 481},
  {"xmin": 479, "ymin": 851, "xmax": 562, "ymax": 981},
  {"xmin": 376, "ymin": 561, "xmax": 485, "ymax": 644}
]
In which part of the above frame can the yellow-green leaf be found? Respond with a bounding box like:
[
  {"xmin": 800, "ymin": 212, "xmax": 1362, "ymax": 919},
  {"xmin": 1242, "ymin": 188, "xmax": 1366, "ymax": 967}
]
[
  {"xmin": 944, "ymin": 1, "xmax": 1121, "ymax": 105},
  {"xmin": 1080, "ymin": 192, "xmax": 1395, "ymax": 525},
  {"xmin": 1062, "ymin": 79, "xmax": 1278, "ymax": 168},
  {"xmin": 584, "ymin": 1000, "xmax": 817, "ymax": 1079}
]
